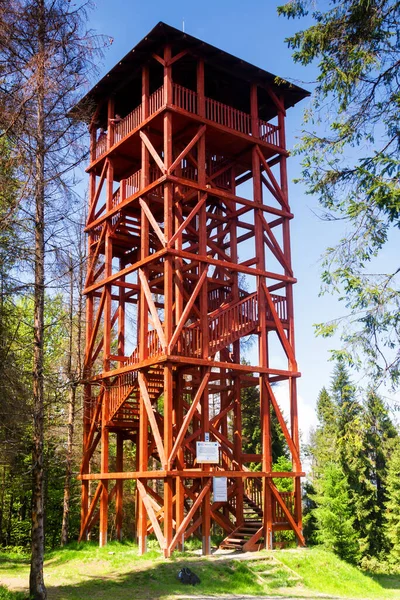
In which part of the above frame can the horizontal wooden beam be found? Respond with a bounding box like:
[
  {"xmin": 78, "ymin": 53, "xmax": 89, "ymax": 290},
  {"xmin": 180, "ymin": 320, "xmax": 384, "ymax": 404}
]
[{"xmin": 79, "ymin": 470, "xmax": 305, "ymax": 480}]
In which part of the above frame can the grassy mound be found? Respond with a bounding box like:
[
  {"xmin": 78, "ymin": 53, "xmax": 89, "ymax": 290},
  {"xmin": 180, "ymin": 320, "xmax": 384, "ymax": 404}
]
[{"xmin": 1, "ymin": 542, "xmax": 400, "ymax": 599}]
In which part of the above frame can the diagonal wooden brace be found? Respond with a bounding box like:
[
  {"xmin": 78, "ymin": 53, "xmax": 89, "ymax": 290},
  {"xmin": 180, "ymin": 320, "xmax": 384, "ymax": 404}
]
[
  {"xmin": 168, "ymin": 478, "xmax": 212, "ymax": 553},
  {"xmin": 138, "ymin": 372, "xmax": 167, "ymax": 468},
  {"xmin": 137, "ymin": 479, "xmax": 166, "ymax": 550},
  {"xmin": 269, "ymin": 481, "xmax": 305, "ymax": 546}
]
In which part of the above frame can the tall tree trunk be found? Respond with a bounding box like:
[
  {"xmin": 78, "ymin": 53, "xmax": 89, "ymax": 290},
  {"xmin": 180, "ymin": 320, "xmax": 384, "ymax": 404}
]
[
  {"xmin": 61, "ymin": 259, "xmax": 75, "ymax": 546},
  {"xmin": 30, "ymin": 0, "xmax": 47, "ymax": 597}
]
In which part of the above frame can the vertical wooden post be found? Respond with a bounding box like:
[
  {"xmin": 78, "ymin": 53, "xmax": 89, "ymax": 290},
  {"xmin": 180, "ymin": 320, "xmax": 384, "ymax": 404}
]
[
  {"xmin": 99, "ymin": 98, "xmax": 115, "ymax": 547},
  {"xmin": 252, "ymin": 81, "xmax": 273, "ymax": 547},
  {"xmin": 197, "ymin": 58, "xmax": 205, "ymax": 118},
  {"xmin": 163, "ymin": 43, "xmax": 174, "ymax": 558},
  {"xmin": 137, "ymin": 64, "xmax": 150, "ymax": 555},
  {"xmin": 115, "ymin": 434, "xmax": 124, "ymax": 541},
  {"xmin": 278, "ymin": 100, "xmax": 302, "ymax": 532}
]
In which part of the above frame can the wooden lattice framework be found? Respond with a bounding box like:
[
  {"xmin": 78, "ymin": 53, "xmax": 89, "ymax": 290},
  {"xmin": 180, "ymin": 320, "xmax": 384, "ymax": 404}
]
[{"xmin": 74, "ymin": 22, "xmax": 309, "ymax": 556}]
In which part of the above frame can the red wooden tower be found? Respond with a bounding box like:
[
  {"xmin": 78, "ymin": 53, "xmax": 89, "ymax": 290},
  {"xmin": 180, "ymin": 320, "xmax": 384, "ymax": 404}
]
[{"xmin": 74, "ymin": 22, "xmax": 309, "ymax": 556}]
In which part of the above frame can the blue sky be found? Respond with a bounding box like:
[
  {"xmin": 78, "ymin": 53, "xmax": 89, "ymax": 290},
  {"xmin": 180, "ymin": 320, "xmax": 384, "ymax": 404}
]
[{"xmin": 84, "ymin": 0, "xmax": 398, "ymax": 441}]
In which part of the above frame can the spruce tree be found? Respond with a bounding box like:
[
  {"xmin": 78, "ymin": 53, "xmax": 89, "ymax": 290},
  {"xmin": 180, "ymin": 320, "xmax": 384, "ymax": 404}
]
[
  {"xmin": 365, "ymin": 390, "xmax": 398, "ymax": 555},
  {"xmin": 313, "ymin": 463, "xmax": 359, "ymax": 563},
  {"xmin": 385, "ymin": 442, "xmax": 400, "ymax": 563}
]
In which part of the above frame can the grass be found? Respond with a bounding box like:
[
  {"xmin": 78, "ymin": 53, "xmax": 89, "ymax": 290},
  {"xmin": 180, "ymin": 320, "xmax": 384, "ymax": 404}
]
[
  {"xmin": 1, "ymin": 542, "xmax": 400, "ymax": 599},
  {"xmin": 275, "ymin": 547, "xmax": 400, "ymax": 598}
]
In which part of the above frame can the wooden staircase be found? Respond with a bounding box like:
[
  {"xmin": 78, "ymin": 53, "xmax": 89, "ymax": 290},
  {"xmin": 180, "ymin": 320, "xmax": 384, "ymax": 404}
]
[
  {"xmin": 220, "ymin": 493, "xmax": 263, "ymax": 551},
  {"xmin": 108, "ymin": 365, "xmax": 164, "ymax": 424}
]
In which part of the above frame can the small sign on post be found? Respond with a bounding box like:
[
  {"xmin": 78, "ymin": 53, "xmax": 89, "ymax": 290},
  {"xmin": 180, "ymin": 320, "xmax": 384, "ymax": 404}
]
[
  {"xmin": 213, "ymin": 476, "xmax": 227, "ymax": 502},
  {"xmin": 196, "ymin": 441, "xmax": 219, "ymax": 464}
]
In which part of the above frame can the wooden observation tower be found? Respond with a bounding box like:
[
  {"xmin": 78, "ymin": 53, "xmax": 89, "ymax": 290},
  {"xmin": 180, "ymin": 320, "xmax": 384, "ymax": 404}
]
[{"xmin": 74, "ymin": 22, "xmax": 309, "ymax": 556}]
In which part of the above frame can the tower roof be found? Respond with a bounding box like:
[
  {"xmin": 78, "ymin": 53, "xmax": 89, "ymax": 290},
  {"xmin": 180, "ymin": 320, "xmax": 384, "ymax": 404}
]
[{"xmin": 72, "ymin": 21, "xmax": 309, "ymax": 120}]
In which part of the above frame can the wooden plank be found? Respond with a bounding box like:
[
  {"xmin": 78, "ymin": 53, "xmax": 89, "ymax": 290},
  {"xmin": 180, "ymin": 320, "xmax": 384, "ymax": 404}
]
[
  {"xmin": 138, "ymin": 269, "xmax": 167, "ymax": 351},
  {"xmin": 87, "ymin": 160, "xmax": 108, "ymax": 224},
  {"xmin": 84, "ymin": 289, "xmax": 106, "ymax": 365},
  {"xmin": 169, "ymin": 193, "xmax": 207, "ymax": 247},
  {"xmin": 78, "ymin": 470, "xmax": 306, "ymax": 480}
]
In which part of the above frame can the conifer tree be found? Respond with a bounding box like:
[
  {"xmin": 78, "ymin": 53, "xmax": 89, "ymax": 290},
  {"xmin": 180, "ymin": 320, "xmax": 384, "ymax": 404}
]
[
  {"xmin": 310, "ymin": 386, "xmax": 338, "ymax": 475},
  {"xmin": 365, "ymin": 390, "xmax": 398, "ymax": 554},
  {"xmin": 385, "ymin": 442, "xmax": 400, "ymax": 562},
  {"xmin": 313, "ymin": 462, "xmax": 359, "ymax": 563}
]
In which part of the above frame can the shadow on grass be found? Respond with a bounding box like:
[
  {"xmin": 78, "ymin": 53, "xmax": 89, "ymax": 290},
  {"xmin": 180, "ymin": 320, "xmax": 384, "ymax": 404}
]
[
  {"xmin": 371, "ymin": 573, "xmax": 400, "ymax": 592},
  {"xmin": 0, "ymin": 553, "xmax": 30, "ymax": 570},
  {"xmin": 44, "ymin": 556, "xmax": 275, "ymax": 600}
]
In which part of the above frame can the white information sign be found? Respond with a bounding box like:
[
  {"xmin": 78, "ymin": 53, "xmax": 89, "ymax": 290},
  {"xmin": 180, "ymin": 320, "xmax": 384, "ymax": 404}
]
[
  {"xmin": 196, "ymin": 441, "xmax": 219, "ymax": 464},
  {"xmin": 213, "ymin": 477, "xmax": 227, "ymax": 502}
]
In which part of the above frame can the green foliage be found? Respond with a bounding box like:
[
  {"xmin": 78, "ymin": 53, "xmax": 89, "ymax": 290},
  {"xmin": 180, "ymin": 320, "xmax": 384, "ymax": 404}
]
[
  {"xmin": 313, "ymin": 463, "xmax": 360, "ymax": 563},
  {"xmin": 305, "ymin": 361, "xmax": 398, "ymax": 562},
  {"xmin": 302, "ymin": 480, "xmax": 318, "ymax": 545},
  {"xmin": 273, "ymin": 455, "xmax": 293, "ymax": 491},
  {"xmin": 0, "ymin": 586, "xmax": 25, "ymax": 600},
  {"xmin": 385, "ymin": 442, "xmax": 400, "ymax": 563},
  {"xmin": 278, "ymin": 0, "xmax": 400, "ymax": 386}
]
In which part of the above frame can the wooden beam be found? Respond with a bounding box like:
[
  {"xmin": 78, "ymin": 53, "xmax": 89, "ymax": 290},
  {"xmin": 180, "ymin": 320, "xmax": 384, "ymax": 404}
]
[
  {"xmin": 138, "ymin": 269, "xmax": 167, "ymax": 351},
  {"xmin": 137, "ymin": 479, "xmax": 166, "ymax": 549},
  {"xmin": 139, "ymin": 198, "xmax": 166, "ymax": 247},
  {"xmin": 269, "ymin": 482, "xmax": 304, "ymax": 545},
  {"xmin": 138, "ymin": 373, "xmax": 167, "ymax": 468},
  {"xmin": 168, "ymin": 478, "xmax": 212, "ymax": 553},
  {"xmin": 169, "ymin": 369, "xmax": 211, "ymax": 466},
  {"xmin": 139, "ymin": 131, "xmax": 165, "ymax": 173},
  {"xmin": 168, "ymin": 267, "xmax": 207, "ymax": 353},
  {"xmin": 168, "ymin": 125, "xmax": 206, "ymax": 174}
]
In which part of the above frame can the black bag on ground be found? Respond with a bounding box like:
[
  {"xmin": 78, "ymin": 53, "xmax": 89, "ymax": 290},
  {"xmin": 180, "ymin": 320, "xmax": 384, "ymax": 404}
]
[{"xmin": 178, "ymin": 566, "xmax": 201, "ymax": 585}]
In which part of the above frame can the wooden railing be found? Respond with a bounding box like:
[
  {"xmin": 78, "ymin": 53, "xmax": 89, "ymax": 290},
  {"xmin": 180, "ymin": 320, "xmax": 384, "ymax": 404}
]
[
  {"xmin": 149, "ymin": 86, "xmax": 164, "ymax": 114},
  {"xmin": 114, "ymin": 104, "xmax": 142, "ymax": 143},
  {"xmin": 147, "ymin": 329, "xmax": 162, "ymax": 358},
  {"xmin": 108, "ymin": 371, "xmax": 138, "ymax": 418},
  {"xmin": 208, "ymin": 287, "xmax": 232, "ymax": 312},
  {"xmin": 268, "ymin": 294, "xmax": 288, "ymax": 322},
  {"xmin": 95, "ymin": 135, "xmax": 107, "ymax": 160},
  {"xmin": 206, "ymin": 96, "xmax": 252, "ymax": 136},
  {"xmin": 259, "ymin": 119, "xmax": 280, "ymax": 147},
  {"xmin": 93, "ymin": 83, "xmax": 280, "ymax": 162},
  {"xmin": 177, "ymin": 326, "xmax": 202, "ymax": 357},
  {"xmin": 172, "ymin": 83, "xmax": 198, "ymax": 114},
  {"xmin": 209, "ymin": 292, "xmax": 258, "ymax": 350},
  {"xmin": 245, "ymin": 477, "xmax": 262, "ymax": 512},
  {"xmin": 272, "ymin": 491, "xmax": 295, "ymax": 523}
]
